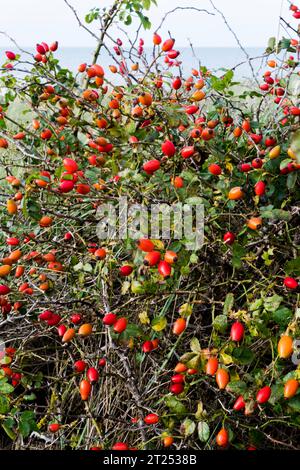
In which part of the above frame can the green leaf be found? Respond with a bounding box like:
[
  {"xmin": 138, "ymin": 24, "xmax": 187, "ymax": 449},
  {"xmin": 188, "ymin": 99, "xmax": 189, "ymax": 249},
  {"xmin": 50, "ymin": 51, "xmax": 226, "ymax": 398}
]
[
  {"xmin": 189, "ymin": 253, "xmax": 198, "ymax": 264},
  {"xmin": 185, "ymin": 196, "xmax": 204, "ymax": 205},
  {"xmin": 261, "ymin": 209, "xmax": 291, "ymax": 221},
  {"xmin": 290, "ymin": 129, "xmax": 300, "ymax": 163},
  {"xmin": 85, "ymin": 13, "xmax": 93, "ymax": 24},
  {"xmin": 190, "ymin": 337, "xmax": 201, "ymax": 353},
  {"xmin": 232, "ymin": 347, "xmax": 254, "ymax": 365},
  {"xmin": 0, "ymin": 356, "xmax": 12, "ymax": 365},
  {"xmin": 19, "ymin": 411, "xmax": 37, "ymax": 437},
  {"xmin": 249, "ymin": 429, "xmax": 264, "ymax": 446},
  {"xmin": 287, "ymin": 171, "xmax": 297, "ymax": 189},
  {"xmin": 180, "ymin": 418, "xmax": 196, "ymax": 437},
  {"xmin": 223, "ymin": 293, "xmax": 234, "ymax": 316},
  {"xmin": 264, "ymin": 294, "xmax": 283, "ymax": 313},
  {"xmin": 287, "ymin": 395, "xmax": 300, "ymax": 412},
  {"xmin": 269, "ymin": 384, "xmax": 283, "ymax": 405},
  {"xmin": 85, "ymin": 8, "xmax": 99, "ymax": 24},
  {"xmin": 280, "ymin": 158, "xmax": 292, "ymax": 170},
  {"xmin": 24, "ymin": 393, "xmax": 37, "ymax": 401},
  {"xmin": 198, "ymin": 421, "xmax": 210, "ymax": 442},
  {"xmin": 73, "ymin": 262, "xmax": 83, "ymax": 272},
  {"xmin": 226, "ymin": 380, "xmax": 247, "ymax": 394},
  {"xmin": 131, "ymin": 280, "xmax": 145, "ymax": 294},
  {"xmin": 266, "ymin": 36, "xmax": 276, "ymax": 53},
  {"xmin": 0, "ymin": 395, "xmax": 10, "ymax": 413},
  {"xmin": 195, "ymin": 401, "xmax": 205, "ymax": 420},
  {"xmin": 2, "ymin": 421, "xmax": 16, "ymax": 440},
  {"xmin": 271, "ymin": 307, "xmax": 293, "ymax": 327},
  {"xmin": 285, "ymin": 258, "xmax": 300, "ymax": 276},
  {"xmin": 178, "ymin": 303, "xmax": 193, "ymax": 317},
  {"xmin": 136, "ymin": 11, "xmax": 151, "ymax": 29},
  {"xmin": 165, "ymin": 396, "xmax": 187, "ymax": 415},
  {"xmin": 213, "ymin": 315, "xmax": 228, "ymax": 333},
  {"xmin": 83, "ymin": 263, "xmax": 93, "ymax": 273},
  {"xmin": 120, "ymin": 323, "xmax": 143, "ymax": 340},
  {"xmin": 23, "ymin": 199, "xmax": 42, "ymax": 221},
  {"xmin": 124, "ymin": 14, "xmax": 132, "ymax": 25},
  {"xmin": 0, "ymin": 382, "xmax": 14, "ymax": 394},
  {"xmin": 261, "ymin": 248, "xmax": 274, "ymax": 266},
  {"xmin": 143, "ymin": 0, "xmax": 151, "ymax": 9},
  {"xmin": 279, "ymin": 38, "xmax": 291, "ymax": 51},
  {"xmin": 151, "ymin": 316, "xmax": 167, "ymax": 332},
  {"xmin": 232, "ymin": 243, "xmax": 246, "ymax": 269}
]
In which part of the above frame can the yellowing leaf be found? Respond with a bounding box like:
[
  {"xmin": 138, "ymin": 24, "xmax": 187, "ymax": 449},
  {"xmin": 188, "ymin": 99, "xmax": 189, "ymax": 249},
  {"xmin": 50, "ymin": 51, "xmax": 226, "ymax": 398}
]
[
  {"xmin": 121, "ymin": 281, "xmax": 130, "ymax": 295},
  {"xmin": 179, "ymin": 303, "xmax": 193, "ymax": 317},
  {"xmin": 190, "ymin": 337, "xmax": 201, "ymax": 353},
  {"xmin": 152, "ymin": 239, "xmax": 165, "ymax": 250},
  {"xmin": 220, "ymin": 351, "xmax": 233, "ymax": 365},
  {"xmin": 151, "ymin": 316, "xmax": 167, "ymax": 331},
  {"xmin": 229, "ymin": 369, "xmax": 240, "ymax": 382},
  {"xmin": 290, "ymin": 130, "xmax": 300, "ymax": 163},
  {"xmin": 139, "ymin": 311, "xmax": 150, "ymax": 325},
  {"xmin": 225, "ymin": 159, "xmax": 233, "ymax": 172},
  {"xmin": 295, "ymin": 368, "xmax": 300, "ymax": 380}
]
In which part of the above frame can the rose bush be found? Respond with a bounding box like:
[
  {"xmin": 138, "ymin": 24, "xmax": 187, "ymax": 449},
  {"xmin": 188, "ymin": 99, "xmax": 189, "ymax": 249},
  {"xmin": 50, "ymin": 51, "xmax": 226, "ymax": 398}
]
[{"xmin": 0, "ymin": 0, "xmax": 300, "ymax": 450}]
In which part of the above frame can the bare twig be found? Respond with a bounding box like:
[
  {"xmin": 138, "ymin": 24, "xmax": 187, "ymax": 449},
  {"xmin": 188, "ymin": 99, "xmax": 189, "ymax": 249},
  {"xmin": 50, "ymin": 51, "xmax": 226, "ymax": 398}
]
[
  {"xmin": 209, "ymin": 0, "xmax": 259, "ymax": 85},
  {"xmin": 155, "ymin": 6, "xmax": 214, "ymax": 33}
]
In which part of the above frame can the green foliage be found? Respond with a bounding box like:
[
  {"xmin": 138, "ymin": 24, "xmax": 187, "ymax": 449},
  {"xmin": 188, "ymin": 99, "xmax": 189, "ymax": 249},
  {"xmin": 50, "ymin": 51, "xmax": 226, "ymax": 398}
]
[{"xmin": 0, "ymin": 0, "xmax": 299, "ymax": 452}]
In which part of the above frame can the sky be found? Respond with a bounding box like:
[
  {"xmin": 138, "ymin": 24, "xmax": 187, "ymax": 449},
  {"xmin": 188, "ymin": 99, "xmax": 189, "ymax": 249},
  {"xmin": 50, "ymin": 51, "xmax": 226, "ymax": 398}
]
[{"xmin": 0, "ymin": 0, "xmax": 293, "ymax": 49}]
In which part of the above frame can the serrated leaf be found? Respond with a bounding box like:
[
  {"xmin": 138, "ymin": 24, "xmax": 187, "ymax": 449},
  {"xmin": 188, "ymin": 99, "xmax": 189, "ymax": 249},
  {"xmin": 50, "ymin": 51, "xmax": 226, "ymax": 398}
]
[
  {"xmin": 178, "ymin": 303, "xmax": 193, "ymax": 317},
  {"xmin": 190, "ymin": 337, "xmax": 201, "ymax": 353},
  {"xmin": 287, "ymin": 395, "xmax": 300, "ymax": 412},
  {"xmin": 120, "ymin": 323, "xmax": 143, "ymax": 340},
  {"xmin": 121, "ymin": 281, "xmax": 131, "ymax": 295},
  {"xmin": 287, "ymin": 171, "xmax": 297, "ymax": 189},
  {"xmin": 290, "ymin": 129, "xmax": 300, "ymax": 163},
  {"xmin": 180, "ymin": 418, "xmax": 196, "ymax": 437},
  {"xmin": 138, "ymin": 310, "xmax": 150, "ymax": 325},
  {"xmin": 223, "ymin": 293, "xmax": 234, "ymax": 316},
  {"xmin": 83, "ymin": 263, "xmax": 93, "ymax": 273},
  {"xmin": 0, "ymin": 395, "xmax": 10, "ymax": 413},
  {"xmin": 232, "ymin": 347, "xmax": 254, "ymax": 365},
  {"xmin": 189, "ymin": 253, "xmax": 198, "ymax": 264},
  {"xmin": 226, "ymin": 380, "xmax": 247, "ymax": 394},
  {"xmin": 19, "ymin": 411, "xmax": 37, "ymax": 437},
  {"xmin": 271, "ymin": 307, "xmax": 293, "ymax": 327},
  {"xmin": 73, "ymin": 262, "xmax": 83, "ymax": 272},
  {"xmin": 220, "ymin": 351, "xmax": 233, "ymax": 365},
  {"xmin": 165, "ymin": 396, "xmax": 187, "ymax": 415},
  {"xmin": 264, "ymin": 294, "xmax": 283, "ymax": 312},
  {"xmin": 185, "ymin": 196, "xmax": 204, "ymax": 205},
  {"xmin": 195, "ymin": 401, "xmax": 204, "ymax": 420},
  {"xmin": 198, "ymin": 421, "xmax": 210, "ymax": 442},
  {"xmin": 213, "ymin": 314, "xmax": 228, "ymax": 333},
  {"xmin": 266, "ymin": 36, "xmax": 276, "ymax": 52},
  {"xmin": 186, "ymin": 353, "xmax": 201, "ymax": 369},
  {"xmin": 151, "ymin": 316, "xmax": 167, "ymax": 331},
  {"xmin": 2, "ymin": 422, "xmax": 16, "ymax": 440},
  {"xmin": 285, "ymin": 257, "xmax": 300, "ymax": 276},
  {"xmin": 0, "ymin": 383, "xmax": 14, "ymax": 394},
  {"xmin": 232, "ymin": 243, "xmax": 246, "ymax": 269},
  {"xmin": 261, "ymin": 209, "xmax": 291, "ymax": 221},
  {"xmin": 179, "ymin": 352, "xmax": 198, "ymax": 363}
]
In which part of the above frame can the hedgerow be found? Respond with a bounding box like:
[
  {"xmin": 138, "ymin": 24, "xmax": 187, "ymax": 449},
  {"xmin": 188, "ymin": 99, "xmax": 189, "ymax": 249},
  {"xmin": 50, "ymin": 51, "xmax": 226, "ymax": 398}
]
[{"xmin": 0, "ymin": 0, "xmax": 300, "ymax": 450}]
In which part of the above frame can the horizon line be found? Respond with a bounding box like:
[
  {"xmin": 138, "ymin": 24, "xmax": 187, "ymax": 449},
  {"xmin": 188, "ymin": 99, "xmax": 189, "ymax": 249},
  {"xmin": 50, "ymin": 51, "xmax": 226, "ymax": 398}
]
[{"xmin": 0, "ymin": 45, "xmax": 267, "ymax": 50}]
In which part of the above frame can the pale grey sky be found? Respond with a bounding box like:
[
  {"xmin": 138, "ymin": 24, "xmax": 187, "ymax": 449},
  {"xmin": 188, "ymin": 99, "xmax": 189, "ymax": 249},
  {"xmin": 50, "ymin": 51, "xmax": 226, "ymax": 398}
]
[{"xmin": 0, "ymin": 0, "xmax": 292, "ymax": 48}]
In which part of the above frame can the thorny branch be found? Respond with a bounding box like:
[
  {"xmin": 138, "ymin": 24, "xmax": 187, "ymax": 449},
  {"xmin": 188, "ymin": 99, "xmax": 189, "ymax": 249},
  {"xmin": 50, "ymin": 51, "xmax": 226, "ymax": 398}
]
[
  {"xmin": 155, "ymin": 6, "xmax": 214, "ymax": 33},
  {"xmin": 209, "ymin": 0, "xmax": 260, "ymax": 85}
]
